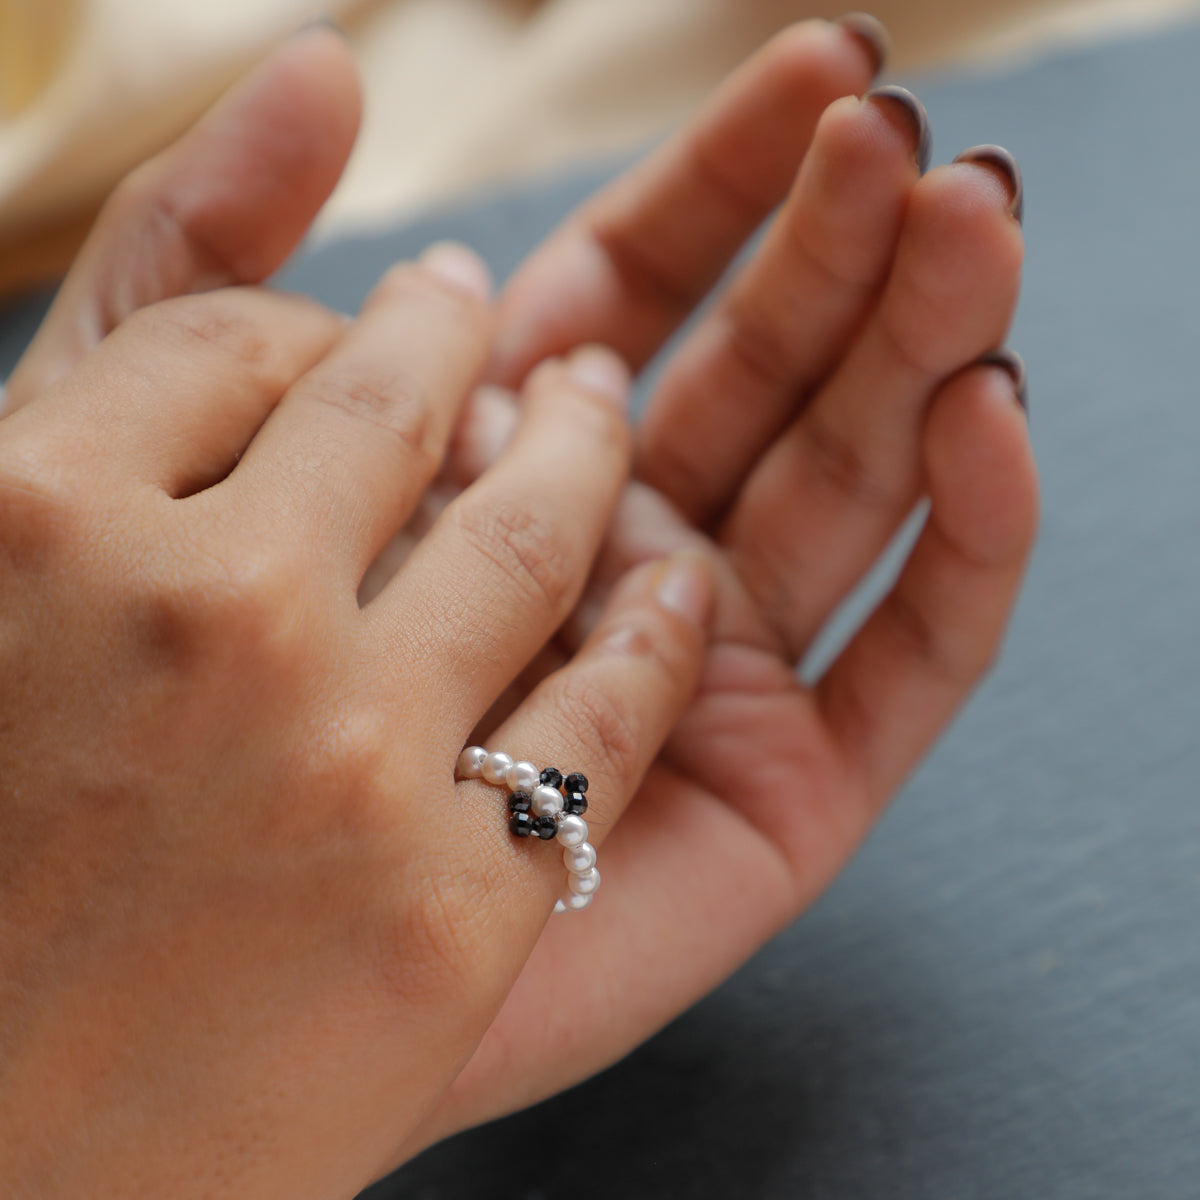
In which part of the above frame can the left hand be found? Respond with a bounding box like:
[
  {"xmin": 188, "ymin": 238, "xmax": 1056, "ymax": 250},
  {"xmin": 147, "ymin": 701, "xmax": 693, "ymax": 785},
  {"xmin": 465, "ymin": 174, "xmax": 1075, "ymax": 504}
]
[{"xmin": 8, "ymin": 17, "xmax": 1039, "ymax": 1166}]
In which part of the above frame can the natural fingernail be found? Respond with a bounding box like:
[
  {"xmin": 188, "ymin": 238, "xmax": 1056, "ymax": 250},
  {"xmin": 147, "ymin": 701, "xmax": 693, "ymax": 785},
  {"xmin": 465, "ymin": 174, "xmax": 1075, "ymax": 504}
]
[
  {"xmin": 834, "ymin": 13, "xmax": 891, "ymax": 77},
  {"xmin": 654, "ymin": 552, "xmax": 716, "ymax": 628},
  {"xmin": 978, "ymin": 349, "xmax": 1029, "ymax": 415},
  {"xmin": 953, "ymin": 144, "xmax": 1024, "ymax": 224},
  {"xmin": 866, "ymin": 85, "xmax": 932, "ymax": 175},
  {"xmin": 567, "ymin": 345, "xmax": 632, "ymax": 406},
  {"xmin": 420, "ymin": 241, "xmax": 493, "ymax": 301}
]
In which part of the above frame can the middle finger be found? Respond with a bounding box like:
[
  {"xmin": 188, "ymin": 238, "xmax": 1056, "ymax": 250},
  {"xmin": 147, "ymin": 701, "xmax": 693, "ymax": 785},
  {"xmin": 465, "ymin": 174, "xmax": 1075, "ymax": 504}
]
[
  {"xmin": 222, "ymin": 244, "xmax": 493, "ymax": 582},
  {"xmin": 637, "ymin": 86, "xmax": 930, "ymax": 527}
]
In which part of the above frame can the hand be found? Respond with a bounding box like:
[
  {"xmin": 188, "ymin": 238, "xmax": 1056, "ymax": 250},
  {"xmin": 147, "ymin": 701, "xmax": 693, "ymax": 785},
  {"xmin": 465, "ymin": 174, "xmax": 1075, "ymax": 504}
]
[
  {"xmin": 0, "ymin": 213, "xmax": 726, "ymax": 1195},
  {"xmin": 5, "ymin": 16, "xmax": 1039, "ymax": 1172},
  {"xmin": 420, "ymin": 18, "xmax": 1038, "ymax": 1142}
]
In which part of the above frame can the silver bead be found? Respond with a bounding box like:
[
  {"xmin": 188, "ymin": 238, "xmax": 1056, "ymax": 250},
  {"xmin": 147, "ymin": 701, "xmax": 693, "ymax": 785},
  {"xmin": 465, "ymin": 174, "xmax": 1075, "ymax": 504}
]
[
  {"xmin": 569, "ymin": 867, "xmax": 600, "ymax": 896},
  {"xmin": 456, "ymin": 746, "xmax": 488, "ymax": 779},
  {"xmin": 482, "ymin": 751, "xmax": 513, "ymax": 786},
  {"xmin": 531, "ymin": 784, "xmax": 564, "ymax": 818},
  {"xmin": 505, "ymin": 760, "xmax": 540, "ymax": 793},
  {"xmin": 567, "ymin": 892, "xmax": 593, "ymax": 911},
  {"xmin": 553, "ymin": 899, "xmax": 568, "ymax": 915},
  {"xmin": 556, "ymin": 815, "xmax": 588, "ymax": 848},
  {"xmin": 563, "ymin": 842, "xmax": 597, "ymax": 874}
]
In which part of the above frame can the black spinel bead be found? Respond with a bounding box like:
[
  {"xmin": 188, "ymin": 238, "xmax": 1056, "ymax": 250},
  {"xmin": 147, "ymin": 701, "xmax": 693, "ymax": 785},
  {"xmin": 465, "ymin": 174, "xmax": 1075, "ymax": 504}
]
[
  {"xmin": 533, "ymin": 816, "xmax": 558, "ymax": 841},
  {"xmin": 564, "ymin": 773, "xmax": 589, "ymax": 795},
  {"xmin": 565, "ymin": 792, "xmax": 588, "ymax": 816},
  {"xmin": 509, "ymin": 812, "xmax": 535, "ymax": 838},
  {"xmin": 507, "ymin": 791, "xmax": 532, "ymax": 814},
  {"xmin": 539, "ymin": 767, "xmax": 564, "ymax": 789}
]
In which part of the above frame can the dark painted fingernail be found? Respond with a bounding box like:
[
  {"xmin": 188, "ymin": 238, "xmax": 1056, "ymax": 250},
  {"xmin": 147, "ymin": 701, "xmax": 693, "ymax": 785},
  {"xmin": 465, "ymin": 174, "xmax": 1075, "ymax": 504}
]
[
  {"xmin": 954, "ymin": 144, "xmax": 1024, "ymax": 224},
  {"xmin": 834, "ymin": 13, "xmax": 891, "ymax": 77},
  {"xmin": 978, "ymin": 349, "xmax": 1028, "ymax": 414},
  {"xmin": 866, "ymin": 85, "xmax": 932, "ymax": 175}
]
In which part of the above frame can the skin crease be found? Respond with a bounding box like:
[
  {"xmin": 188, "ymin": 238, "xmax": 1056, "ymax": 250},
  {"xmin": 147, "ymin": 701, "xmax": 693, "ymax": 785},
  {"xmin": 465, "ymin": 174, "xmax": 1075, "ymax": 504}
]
[{"xmin": 0, "ymin": 17, "xmax": 1039, "ymax": 1197}]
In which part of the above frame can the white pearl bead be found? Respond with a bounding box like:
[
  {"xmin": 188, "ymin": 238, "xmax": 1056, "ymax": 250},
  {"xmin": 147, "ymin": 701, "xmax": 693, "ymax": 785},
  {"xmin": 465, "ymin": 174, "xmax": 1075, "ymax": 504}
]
[
  {"xmin": 531, "ymin": 784, "xmax": 564, "ymax": 818},
  {"xmin": 505, "ymin": 760, "xmax": 540, "ymax": 793},
  {"xmin": 482, "ymin": 751, "xmax": 513, "ymax": 786},
  {"xmin": 553, "ymin": 899, "xmax": 568, "ymax": 915},
  {"xmin": 563, "ymin": 842, "xmax": 597, "ymax": 874},
  {"xmin": 567, "ymin": 892, "xmax": 593, "ymax": 911},
  {"xmin": 556, "ymin": 815, "xmax": 588, "ymax": 848},
  {"xmin": 456, "ymin": 746, "xmax": 488, "ymax": 779},
  {"xmin": 569, "ymin": 867, "xmax": 600, "ymax": 896}
]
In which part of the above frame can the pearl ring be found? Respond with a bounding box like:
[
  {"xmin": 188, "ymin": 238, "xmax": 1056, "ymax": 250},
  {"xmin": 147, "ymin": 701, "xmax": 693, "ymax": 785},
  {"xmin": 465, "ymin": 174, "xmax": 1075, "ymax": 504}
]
[{"xmin": 456, "ymin": 747, "xmax": 600, "ymax": 913}]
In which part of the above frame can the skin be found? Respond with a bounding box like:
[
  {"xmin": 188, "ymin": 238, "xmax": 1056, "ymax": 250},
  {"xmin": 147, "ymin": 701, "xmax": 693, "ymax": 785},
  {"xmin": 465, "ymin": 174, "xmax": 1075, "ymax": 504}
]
[{"xmin": 0, "ymin": 17, "xmax": 1039, "ymax": 1194}]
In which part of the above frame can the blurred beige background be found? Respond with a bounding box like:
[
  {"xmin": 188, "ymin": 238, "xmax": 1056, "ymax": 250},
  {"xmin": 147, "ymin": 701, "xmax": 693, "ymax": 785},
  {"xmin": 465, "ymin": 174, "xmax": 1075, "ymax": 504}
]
[{"xmin": 2, "ymin": 0, "xmax": 1199, "ymax": 293}]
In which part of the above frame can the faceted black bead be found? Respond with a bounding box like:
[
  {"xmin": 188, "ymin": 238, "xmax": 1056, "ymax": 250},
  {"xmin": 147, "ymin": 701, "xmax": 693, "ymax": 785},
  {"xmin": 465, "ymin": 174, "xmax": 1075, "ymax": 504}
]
[
  {"xmin": 507, "ymin": 791, "xmax": 532, "ymax": 814},
  {"xmin": 509, "ymin": 812, "xmax": 535, "ymax": 838},
  {"xmin": 564, "ymin": 773, "xmax": 589, "ymax": 795},
  {"xmin": 533, "ymin": 816, "xmax": 558, "ymax": 840},
  {"xmin": 539, "ymin": 767, "xmax": 564, "ymax": 789},
  {"xmin": 565, "ymin": 792, "xmax": 588, "ymax": 816}
]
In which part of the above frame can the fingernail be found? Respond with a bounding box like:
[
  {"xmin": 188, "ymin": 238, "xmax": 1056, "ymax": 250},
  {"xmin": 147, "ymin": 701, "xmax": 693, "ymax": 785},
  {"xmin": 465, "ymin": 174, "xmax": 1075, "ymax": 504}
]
[
  {"xmin": 834, "ymin": 13, "xmax": 891, "ymax": 77},
  {"xmin": 566, "ymin": 346, "xmax": 632, "ymax": 406},
  {"xmin": 654, "ymin": 552, "xmax": 716, "ymax": 628},
  {"xmin": 866, "ymin": 85, "xmax": 932, "ymax": 175},
  {"xmin": 978, "ymin": 348, "xmax": 1029, "ymax": 414},
  {"xmin": 419, "ymin": 241, "xmax": 493, "ymax": 302},
  {"xmin": 953, "ymin": 144, "xmax": 1024, "ymax": 224}
]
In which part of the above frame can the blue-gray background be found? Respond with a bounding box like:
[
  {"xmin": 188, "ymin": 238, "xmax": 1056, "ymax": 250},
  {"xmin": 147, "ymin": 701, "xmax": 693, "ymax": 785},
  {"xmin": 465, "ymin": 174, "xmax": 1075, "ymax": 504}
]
[{"xmin": 3, "ymin": 19, "xmax": 1198, "ymax": 1199}]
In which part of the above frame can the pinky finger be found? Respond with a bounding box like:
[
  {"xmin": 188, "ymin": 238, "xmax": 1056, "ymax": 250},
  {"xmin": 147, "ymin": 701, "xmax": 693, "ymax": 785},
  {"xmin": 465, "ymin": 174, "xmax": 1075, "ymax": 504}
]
[
  {"xmin": 818, "ymin": 354, "xmax": 1039, "ymax": 812},
  {"xmin": 478, "ymin": 551, "xmax": 715, "ymax": 911}
]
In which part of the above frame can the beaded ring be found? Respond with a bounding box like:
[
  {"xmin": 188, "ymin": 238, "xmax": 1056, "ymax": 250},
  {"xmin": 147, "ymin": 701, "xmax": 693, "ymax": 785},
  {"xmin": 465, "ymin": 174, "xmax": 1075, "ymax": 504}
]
[{"xmin": 455, "ymin": 746, "xmax": 600, "ymax": 913}]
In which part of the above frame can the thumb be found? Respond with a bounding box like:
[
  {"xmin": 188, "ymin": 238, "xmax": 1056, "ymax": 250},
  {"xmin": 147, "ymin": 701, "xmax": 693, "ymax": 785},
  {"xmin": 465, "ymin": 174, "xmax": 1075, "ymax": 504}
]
[{"xmin": 6, "ymin": 23, "xmax": 361, "ymax": 408}]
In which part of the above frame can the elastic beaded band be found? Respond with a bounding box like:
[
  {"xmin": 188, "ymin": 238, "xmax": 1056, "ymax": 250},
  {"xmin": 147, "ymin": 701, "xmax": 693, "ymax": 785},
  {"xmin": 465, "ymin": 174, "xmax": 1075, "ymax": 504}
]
[{"xmin": 456, "ymin": 746, "xmax": 600, "ymax": 913}]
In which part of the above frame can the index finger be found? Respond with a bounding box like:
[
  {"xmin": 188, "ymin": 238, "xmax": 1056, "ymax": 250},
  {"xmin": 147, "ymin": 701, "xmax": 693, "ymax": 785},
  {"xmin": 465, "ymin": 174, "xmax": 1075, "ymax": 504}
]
[{"xmin": 490, "ymin": 17, "xmax": 883, "ymax": 386}]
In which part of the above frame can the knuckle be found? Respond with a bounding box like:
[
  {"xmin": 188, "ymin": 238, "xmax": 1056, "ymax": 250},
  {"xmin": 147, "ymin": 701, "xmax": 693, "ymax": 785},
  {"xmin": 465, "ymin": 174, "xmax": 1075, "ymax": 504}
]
[
  {"xmin": 453, "ymin": 497, "xmax": 574, "ymax": 617},
  {"xmin": 803, "ymin": 415, "xmax": 901, "ymax": 510},
  {"xmin": 298, "ymin": 370, "xmax": 438, "ymax": 474},
  {"xmin": 106, "ymin": 177, "xmax": 240, "ymax": 284},
  {"xmin": 589, "ymin": 221, "xmax": 697, "ymax": 318},
  {"xmin": 128, "ymin": 546, "xmax": 308, "ymax": 676},
  {"xmin": 132, "ymin": 293, "xmax": 272, "ymax": 372},
  {"xmin": 0, "ymin": 452, "xmax": 85, "ymax": 570},
  {"xmin": 880, "ymin": 589, "xmax": 988, "ymax": 687},
  {"xmin": 778, "ymin": 182, "xmax": 881, "ymax": 294},
  {"xmin": 556, "ymin": 671, "xmax": 642, "ymax": 789},
  {"xmin": 689, "ymin": 140, "xmax": 769, "ymax": 229},
  {"xmin": 632, "ymin": 617, "xmax": 697, "ymax": 692},
  {"xmin": 722, "ymin": 299, "xmax": 801, "ymax": 391}
]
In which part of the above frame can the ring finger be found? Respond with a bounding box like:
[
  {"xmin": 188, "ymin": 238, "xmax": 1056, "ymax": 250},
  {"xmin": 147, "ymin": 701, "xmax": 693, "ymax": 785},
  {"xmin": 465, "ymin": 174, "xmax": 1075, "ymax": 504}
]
[{"xmin": 373, "ymin": 347, "xmax": 635, "ymax": 735}]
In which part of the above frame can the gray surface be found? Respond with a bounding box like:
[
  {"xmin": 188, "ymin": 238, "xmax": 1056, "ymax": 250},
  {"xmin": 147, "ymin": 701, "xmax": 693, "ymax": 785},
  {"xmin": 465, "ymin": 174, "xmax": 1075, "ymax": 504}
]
[{"xmin": 5, "ymin": 18, "xmax": 1200, "ymax": 1200}]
